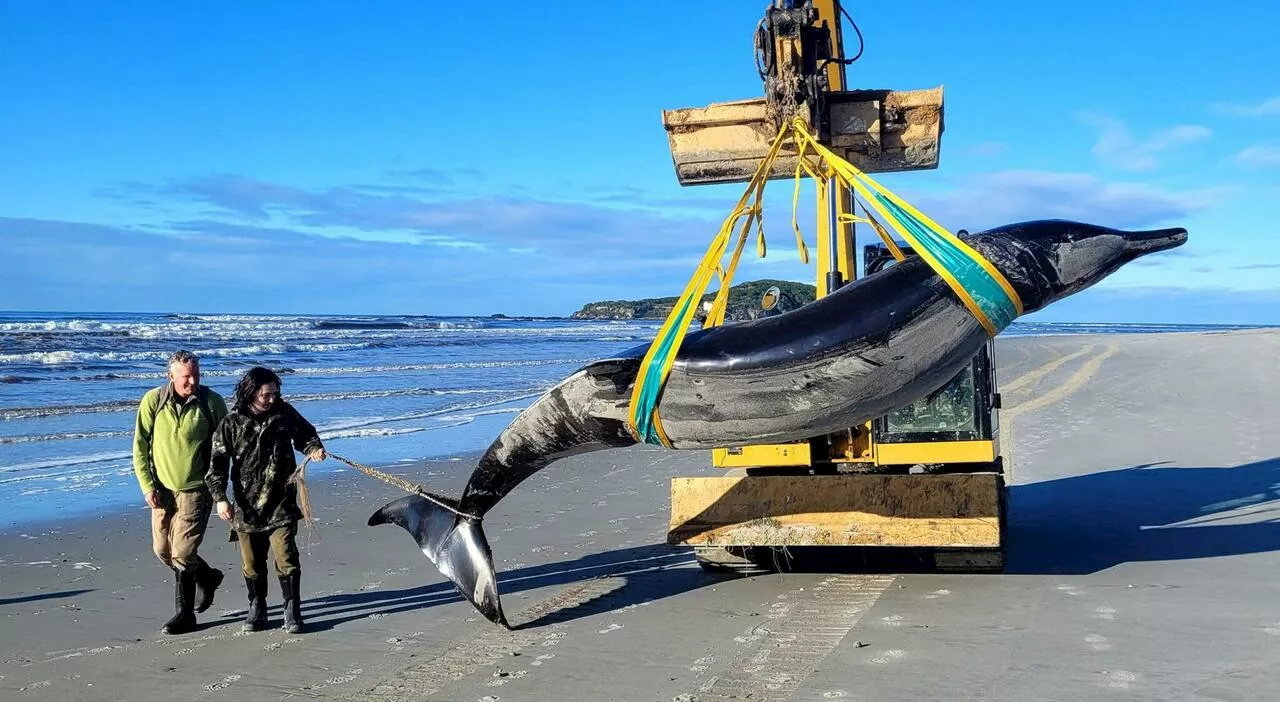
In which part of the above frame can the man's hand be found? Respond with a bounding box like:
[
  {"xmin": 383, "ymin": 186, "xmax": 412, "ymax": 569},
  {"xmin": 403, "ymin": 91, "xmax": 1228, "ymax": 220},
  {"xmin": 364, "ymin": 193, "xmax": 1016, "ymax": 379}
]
[
  {"xmin": 216, "ymin": 501, "xmax": 232, "ymax": 522},
  {"xmin": 145, "ymin": 490, "xmax": 162, "ymax": 509},
  {"xmin": 308, "ymin": 447, "xmax": 326, "ymax": 462}
]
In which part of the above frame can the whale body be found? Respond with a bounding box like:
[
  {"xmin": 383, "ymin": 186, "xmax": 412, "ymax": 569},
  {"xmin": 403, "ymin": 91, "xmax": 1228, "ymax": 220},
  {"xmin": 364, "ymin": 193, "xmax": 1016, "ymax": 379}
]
[{"xmin": 370, "ymin": 219, "xmax": 1189, "ymax": 627}]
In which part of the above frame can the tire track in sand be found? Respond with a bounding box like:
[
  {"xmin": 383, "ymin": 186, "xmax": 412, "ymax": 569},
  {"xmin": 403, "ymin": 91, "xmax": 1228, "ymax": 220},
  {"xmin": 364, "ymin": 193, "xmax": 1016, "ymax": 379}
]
[
  {"xmin": 1002, "ymin": 343, "xmax": 1120, "ymax": 475},
  {"xmin": 335, "ymin": 579, "xmax": 620, "ymax": 701},
  {"xmin": 1000, "ymin": 344, "xmax": 1099, "ymax": 396},
  {"xmin": 673, "ymin": 574, "xmax": 895, "ymax": 701},
  {"xmin": 337, "ymin": 551, "xmax": 693, "ymax": 701},
  {"xmin": 1005, "ymin": 343, "xmax": 1119, "ymax": 420}
]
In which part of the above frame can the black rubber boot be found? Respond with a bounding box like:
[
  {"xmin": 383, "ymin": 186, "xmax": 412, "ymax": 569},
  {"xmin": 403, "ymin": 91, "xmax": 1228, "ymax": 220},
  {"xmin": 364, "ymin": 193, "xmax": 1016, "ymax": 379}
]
[
  {"xmin": 195, "ymin": 566, "xmax": 224, "ymax": 614},
  {"xmin": 161, "ymin": 569, "xmax": 198, "ymax": 635},
  {"xmin": 242, "ymin": 576, "xmax": 267, "ymax": 632},
  {"xmin": 279, "ymin": 572, "xmax": 304, "ymax": 634}
]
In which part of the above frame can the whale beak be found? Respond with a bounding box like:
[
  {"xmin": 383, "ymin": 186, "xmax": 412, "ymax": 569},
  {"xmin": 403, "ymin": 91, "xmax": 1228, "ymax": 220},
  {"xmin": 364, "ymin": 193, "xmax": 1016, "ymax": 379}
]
[{"xmin": 1123, "ymin": 227, "xmax": 1188, "ymax": 256}]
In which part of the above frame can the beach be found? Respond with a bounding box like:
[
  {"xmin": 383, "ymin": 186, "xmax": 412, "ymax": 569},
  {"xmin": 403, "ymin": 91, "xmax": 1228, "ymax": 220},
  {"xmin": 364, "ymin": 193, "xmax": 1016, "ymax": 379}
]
[{"xmin": 2, "ymin": 327, "xmax": 1279, "ymax": 701}]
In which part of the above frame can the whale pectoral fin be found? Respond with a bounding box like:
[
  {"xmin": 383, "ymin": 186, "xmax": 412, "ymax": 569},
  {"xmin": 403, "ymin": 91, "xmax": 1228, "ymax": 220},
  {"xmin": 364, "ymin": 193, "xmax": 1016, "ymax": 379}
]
[{"xmin": 368, "ymin": 495, "xmax": 509, "ymax": 628}]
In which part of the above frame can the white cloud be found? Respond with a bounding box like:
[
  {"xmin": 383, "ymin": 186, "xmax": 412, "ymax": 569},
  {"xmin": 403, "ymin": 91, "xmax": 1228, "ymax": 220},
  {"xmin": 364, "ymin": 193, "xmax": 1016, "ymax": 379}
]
[
  {"xmin": 0, "ymin": 208, "xmax": 735, "ymax": 316},
  {"xmin": 129, "ymin": 174, "xmax": 730, "ymax": 262},
  {"xmin": 1211, "ymin": 97, "xmax": 1280, "ymax": 117},
  {"xmin": 900, "ymin": 170, "xmax": 1221, "ymax": 233},
  {"xmin": 1235, "ymin": 143, "xmax": 1280, "ymax": 168},
  {"xmin": 57, "ymin": 168, "xmax": 1239, "ymax": 315},
  {"xmin": 1080, "ymin": 113, "xmax": 1213, "ymax": 171}
]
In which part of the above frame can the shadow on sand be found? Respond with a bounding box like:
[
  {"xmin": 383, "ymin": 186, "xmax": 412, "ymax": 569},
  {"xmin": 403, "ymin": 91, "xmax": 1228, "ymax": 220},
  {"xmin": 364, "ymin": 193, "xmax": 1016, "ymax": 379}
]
[
  {"xmin": 1005, "ymin": 456, "xmax": 1280, "ymax": 574},
  {"xmin": 299, "ymin": 543, "xmax": 721, "ymax": 633},
  {"xmin": 296, "ymin": 457, "xmax": 1280, "ymax": 630},
  {"xmin": 0, "ymin": 588, "xmax": 95, "ymax": 607}
]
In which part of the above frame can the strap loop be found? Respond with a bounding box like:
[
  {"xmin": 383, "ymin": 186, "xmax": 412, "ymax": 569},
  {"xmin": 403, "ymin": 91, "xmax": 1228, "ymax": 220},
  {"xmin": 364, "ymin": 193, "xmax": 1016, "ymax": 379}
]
[{"xmin": 625, "ymin": 118, "xmax": 1026, "ymax": 445}]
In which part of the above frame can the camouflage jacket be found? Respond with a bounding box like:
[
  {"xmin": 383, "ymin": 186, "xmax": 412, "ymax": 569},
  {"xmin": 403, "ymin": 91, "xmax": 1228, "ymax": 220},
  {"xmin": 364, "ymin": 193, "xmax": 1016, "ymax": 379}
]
[{"xmin": 207, "ymin": 401, "xmax": 323, "ymax": 533}]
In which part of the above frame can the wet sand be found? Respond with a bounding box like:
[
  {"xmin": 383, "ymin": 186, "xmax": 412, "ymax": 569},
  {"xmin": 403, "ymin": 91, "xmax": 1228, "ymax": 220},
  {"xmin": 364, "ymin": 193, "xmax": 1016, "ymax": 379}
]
[{"xmin": 2, "ymin": 329, "xmax": 1278, "ymax": 701}]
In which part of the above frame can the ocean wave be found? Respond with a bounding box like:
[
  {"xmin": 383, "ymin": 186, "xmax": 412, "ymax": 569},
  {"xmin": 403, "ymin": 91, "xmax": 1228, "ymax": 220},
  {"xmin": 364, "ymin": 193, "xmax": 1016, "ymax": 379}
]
[
  {"xmin": 0, "ymin": 430, "xmax": 131, "ymax": 445},
  {"xmin": 126, "ymin": 326, "xmax": 375, "ymax": 341},
  {"xmin": 279, "ymin": 359, "xmax": 585, "ymax": 374},
  {"xmin": 7, "ymin": 330, "xmax": 132, "ymax": 339},
  {"xmin": 429, "ymin": 321, "xmax": 485, "ymax": 329},
  {"xmin": 0, "ymin": 465, "xmax": 133, "ymax": 487},
  {"xmin": 2, "ymin": 400, "xmax": 137, "ymax": 420},
  {"xmin": 313, "ymin": 320, "xmax": 415, "ymax": 330},
  {"xmin": 163, "ymin": 314, "xmax": 303, "ymax": 322},
  {"xmin": 328, "ymin": 408, "xmax": 519, "ymax": 436},
  {"xmin": 2, "ymin": 383, "xmax": 552, "ymax": 421},
  {"xmin": 433, "ymin": 407, "xmax": 523, "ymax": 422},
  {"xmin": 287, "ymin": 387, "xmax": 511, "ymax": 402},
  {"xmin": 3, "ymin": 317, "xmax": 650, "ymax": 338},
  {"xmin": 321, "ymin": 427, "xmax": 427, "ymax": 439},
  {"xmin": 315, "ymin": 392, "xmax": 541, "ymax": 435},
  {"xmin": 0, "ymin": 319, "xmax": 119, "ymax": 333},
  {"xmin": 0, "ymin": 451, "xmax": 132, "ymax": 475},
  {"xmin": 64, "ymin": 358, "xmax": 588, "ymax": 382},
  {"xmin": 1, "ymin": 324, "xmax": 494, "ymax": 345},
  {"xmin": 0, "ymin": 395, "xmax": 535, "ymax": 486},
  {"xmin": 0, "ymin": 341, "xmax": 383, "ymax": 366},
  {"xmin": 0, "ymin": 316, "xmax": 310, "ymax": 334},
  {"xmin": 311, "ymin": 318, "xmax": 488, "ymax": 330}
]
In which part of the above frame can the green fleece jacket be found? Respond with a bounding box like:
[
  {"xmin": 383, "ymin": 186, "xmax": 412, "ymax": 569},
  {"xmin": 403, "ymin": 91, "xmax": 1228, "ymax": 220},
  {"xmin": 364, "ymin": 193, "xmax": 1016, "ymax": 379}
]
[{"xmin": 132, "ymin": 385, "xmax": 229, "ymax": 494}]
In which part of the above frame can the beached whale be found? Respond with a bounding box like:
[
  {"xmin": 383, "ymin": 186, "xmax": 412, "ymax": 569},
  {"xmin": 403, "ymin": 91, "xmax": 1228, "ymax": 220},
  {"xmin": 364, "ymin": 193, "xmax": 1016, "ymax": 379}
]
[{"xmin": 369, "ymin": 219, "xmax": 1188, "ymax": 627}]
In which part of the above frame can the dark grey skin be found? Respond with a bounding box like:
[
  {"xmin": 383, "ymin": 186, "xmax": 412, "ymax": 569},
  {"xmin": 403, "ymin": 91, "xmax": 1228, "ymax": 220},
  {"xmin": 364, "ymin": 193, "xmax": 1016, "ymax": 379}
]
[{"xmin": 370, "ymin": 219, "xmax": 1188, "ymax": 627}]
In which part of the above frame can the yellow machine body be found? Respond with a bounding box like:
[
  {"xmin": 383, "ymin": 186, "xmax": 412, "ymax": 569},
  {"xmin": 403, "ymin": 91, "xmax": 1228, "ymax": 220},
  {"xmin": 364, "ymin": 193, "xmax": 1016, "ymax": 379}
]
[
  {"xmin": 669, "ymin": 473, "xmax": 1003, "ymax": 549},
  {"xmin": 662, "ymin": 88, "xmax": 945, "ymax": 186},
  {"xmin": 663, "ymin": 1, "xmax": 1007, "ymax": 571}
]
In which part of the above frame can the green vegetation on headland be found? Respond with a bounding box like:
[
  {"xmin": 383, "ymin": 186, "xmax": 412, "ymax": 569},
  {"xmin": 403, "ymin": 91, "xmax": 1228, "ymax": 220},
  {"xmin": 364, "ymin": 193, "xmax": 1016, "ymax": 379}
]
[{"xmin": 571, "ymin": 279, "xmax": 816, "ymax": 321}]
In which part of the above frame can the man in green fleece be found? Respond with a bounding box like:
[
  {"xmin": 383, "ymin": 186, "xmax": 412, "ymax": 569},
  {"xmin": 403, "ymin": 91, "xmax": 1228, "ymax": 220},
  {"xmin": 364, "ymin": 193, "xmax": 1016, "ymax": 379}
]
[{"xmin": 132, "ymin": 350, "xmax": 230, "ymax": 635}]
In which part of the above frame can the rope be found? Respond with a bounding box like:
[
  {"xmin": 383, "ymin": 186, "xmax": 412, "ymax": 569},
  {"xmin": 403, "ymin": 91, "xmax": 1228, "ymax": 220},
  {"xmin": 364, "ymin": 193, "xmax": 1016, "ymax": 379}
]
[
  {"xmin": 328, "ymin": 452, "xmax": 479, "ymax": 520},
  {"xmin": 285, "ymin": 450, "xmax": 479, "ymax": 545},
  {"xmin": 292, "ymin": 456, "xmax": 321, "ymax": 546}
]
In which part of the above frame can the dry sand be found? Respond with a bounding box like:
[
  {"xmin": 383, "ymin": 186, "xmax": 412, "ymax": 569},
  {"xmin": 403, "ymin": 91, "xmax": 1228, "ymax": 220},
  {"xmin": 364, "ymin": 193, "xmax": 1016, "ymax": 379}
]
[{"xmin": 2, "ymin": 329, "xmax": 1278, "ymax": 701}]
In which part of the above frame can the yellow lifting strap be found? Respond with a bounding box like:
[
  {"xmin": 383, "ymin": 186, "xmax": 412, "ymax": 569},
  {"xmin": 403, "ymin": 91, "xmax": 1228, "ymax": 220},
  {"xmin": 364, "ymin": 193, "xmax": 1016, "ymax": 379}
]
[
  {"xmin": 625, "ymin": 123, "xmax": 794, "ymax": 447},
  {"xmin": 788, "ymin": 119, "xmax": 1024, "ymax": 334},
  {"xmin": 841, "ymin": 204, "xmax": 908, "ymax": 263},
  {"xmin": 625, "ymin": 118, "xmax": 1024, "ymax": 447}
]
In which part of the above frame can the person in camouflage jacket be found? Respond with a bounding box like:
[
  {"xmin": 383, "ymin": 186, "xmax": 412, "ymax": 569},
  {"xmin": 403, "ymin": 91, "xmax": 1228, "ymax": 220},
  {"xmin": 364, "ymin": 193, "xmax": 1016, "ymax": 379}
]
[{"xmin": 207, "ymin": 366, "xmax": 325, "ymax": 634}]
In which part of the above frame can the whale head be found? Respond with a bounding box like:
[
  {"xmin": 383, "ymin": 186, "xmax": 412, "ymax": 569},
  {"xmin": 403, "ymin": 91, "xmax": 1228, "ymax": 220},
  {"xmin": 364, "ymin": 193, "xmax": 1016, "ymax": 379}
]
[{"xmin": 967, "ymin": 219, "xmax": 1188, "ymax": 314}]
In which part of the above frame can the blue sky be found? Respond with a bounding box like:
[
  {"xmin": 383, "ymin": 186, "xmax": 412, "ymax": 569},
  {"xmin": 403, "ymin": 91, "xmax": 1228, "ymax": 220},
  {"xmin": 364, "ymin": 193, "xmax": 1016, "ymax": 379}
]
[{"xmin": 1, "ymin": 1, "xmax": 1277, "ymax": 323}]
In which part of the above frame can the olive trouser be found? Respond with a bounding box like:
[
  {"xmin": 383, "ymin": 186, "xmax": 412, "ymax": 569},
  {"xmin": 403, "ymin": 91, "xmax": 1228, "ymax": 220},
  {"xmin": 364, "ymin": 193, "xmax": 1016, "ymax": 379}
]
[
  {"xmin": 236, "ymin": 522, "xmax": 300, "ymax": 579},
  {"xmin": 151, "ymin": 488, "xmax": 212, "ymax": 573}
]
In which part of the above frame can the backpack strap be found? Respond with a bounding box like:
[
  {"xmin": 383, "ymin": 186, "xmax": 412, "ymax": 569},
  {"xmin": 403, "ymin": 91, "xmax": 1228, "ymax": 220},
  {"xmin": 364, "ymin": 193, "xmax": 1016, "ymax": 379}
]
[
  {"xmin": 151, "ymin": 383, "xmax": 216, "ymax": 436},
  {"xmin": 146, "ymin": 384, "xmax": 170, "ymax": 495},
  {"xmin": 151, "ymin": 383, "xmax": 172, "ymax": 427},
  {"xmin": 195, "ymin": 386, "xmax": 215, "ymax": 432}
]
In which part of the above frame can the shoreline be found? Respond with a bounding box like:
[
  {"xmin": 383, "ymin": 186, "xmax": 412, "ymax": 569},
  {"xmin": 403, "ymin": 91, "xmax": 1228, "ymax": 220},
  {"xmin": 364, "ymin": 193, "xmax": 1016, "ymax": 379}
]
[{"xmin": 0, "ymin": 450, "xmax": 486, "ymax": 536}]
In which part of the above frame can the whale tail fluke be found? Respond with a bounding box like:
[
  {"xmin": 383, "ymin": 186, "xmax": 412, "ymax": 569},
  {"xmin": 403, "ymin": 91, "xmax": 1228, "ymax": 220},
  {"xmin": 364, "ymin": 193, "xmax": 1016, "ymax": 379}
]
[{"xmin": 368, "ymin": 494, "xmax": 508, "ymax": 628}]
